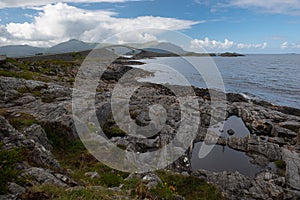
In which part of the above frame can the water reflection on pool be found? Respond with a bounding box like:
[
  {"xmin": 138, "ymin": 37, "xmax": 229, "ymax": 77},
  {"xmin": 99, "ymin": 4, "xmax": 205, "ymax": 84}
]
[
  {"xmin": 191, "ymin": 142, "xmax": 275, "ymax": 177},
  {"xmin": 209, "ymin": 115, "xmax": 250, "ymax": 138}
]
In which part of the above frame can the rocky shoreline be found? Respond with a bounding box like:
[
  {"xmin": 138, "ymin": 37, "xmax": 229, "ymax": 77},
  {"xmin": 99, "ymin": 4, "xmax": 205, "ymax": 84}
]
[{"xmin": 0, "ymin": 56, "xmax": 299, "ymax": 199}]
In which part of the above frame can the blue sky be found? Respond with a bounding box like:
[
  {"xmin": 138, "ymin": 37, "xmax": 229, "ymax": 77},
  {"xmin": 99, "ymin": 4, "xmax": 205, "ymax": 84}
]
[{"xmin": 0, "ymin": 0, "xmax": 300, "ymax": 53}]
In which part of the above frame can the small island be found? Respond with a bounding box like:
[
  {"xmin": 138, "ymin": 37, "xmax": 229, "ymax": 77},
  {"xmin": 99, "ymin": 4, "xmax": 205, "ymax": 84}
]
[{"xmin": 219, "ymin": 52, "xmax": 245, "ymax": 57}]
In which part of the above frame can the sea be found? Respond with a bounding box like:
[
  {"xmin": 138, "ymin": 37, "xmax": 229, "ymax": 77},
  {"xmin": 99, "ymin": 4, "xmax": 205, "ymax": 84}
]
[{"xmin": 133, "ymin": 54, "xmax": 300, "ymax": 109}]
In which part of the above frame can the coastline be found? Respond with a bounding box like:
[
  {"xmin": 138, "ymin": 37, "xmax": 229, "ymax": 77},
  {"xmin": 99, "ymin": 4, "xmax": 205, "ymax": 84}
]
[{"xmin": 0, "ymin": 55, "xmax": 299, "ymax": 199}]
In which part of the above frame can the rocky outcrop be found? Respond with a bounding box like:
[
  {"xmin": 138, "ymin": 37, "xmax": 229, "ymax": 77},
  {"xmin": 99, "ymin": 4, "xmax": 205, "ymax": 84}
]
[
  {"xmin": 0, "ymin": 116, "xmax": 61, "ymax": 171},
  {"xmin": 194, "ymin": 170, "xmax": 286, "ymax": 200},
  {"xmin": 282, "ymin": 148, "xmax": 300, "ymax": 191},
  {"xmin": 1, "ymin": 57, "xmax": 300, "ymax": 199},
  {"xmin": 22, "ymin": 167, "xmax": 77, "ymax": 187},
  {"xmin": 0, "ymin": 116, "xmax": 77, "ymax": 198},
  {"xmin": 23, "ymin": 124, "xmax": 52, "ymax": 151}
]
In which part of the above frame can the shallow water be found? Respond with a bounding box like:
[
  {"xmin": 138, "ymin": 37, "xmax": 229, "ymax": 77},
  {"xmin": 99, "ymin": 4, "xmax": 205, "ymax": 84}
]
[
  {"xmin": 191, "ymin": 142, "xmax": 275, "ymax": 177},
  {"xmin": 209, "ymin": 116, "xmax": 250, "ymax": 138}
]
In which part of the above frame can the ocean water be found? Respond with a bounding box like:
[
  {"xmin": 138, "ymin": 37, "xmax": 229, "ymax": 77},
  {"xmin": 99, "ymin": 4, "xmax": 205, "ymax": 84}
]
[{"xmin": 134, "ymin": 54, "xmax": 300, "ymax": 109}]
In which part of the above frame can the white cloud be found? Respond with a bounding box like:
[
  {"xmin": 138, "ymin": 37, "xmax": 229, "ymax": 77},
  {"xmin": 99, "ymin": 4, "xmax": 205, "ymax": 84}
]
[
  {"xmin": 191, "ymin": 37, "xmax": 267, "ymax": 51},
  {"xmin": 281, "ymin": 42, "xmax": 288, "ymax": 49},
  {"xmin": 1, "ymin": 3, "xmax": 199, "ymax": 46},
  {"xmin": 0, "ymin": 0, "xmax": 128, "ymax": 9},
  {"xmin": 112, "ymin": 32, "xmax": 158, "ymax": 44},
  {"xmin": 194, "ymin": 0, "xmax": 210, "ymax": 6},
  {"xmin": 237, "ymin": 42, "xmax": 267, "ymax": 49},
  {"xmin": 228, "ymin": 0, "xmax": 300, "ymax": 15},
  {"xmin": 190, "ymin": 37, "xmax": 234, "ymax": 49},
  {"xmin": 281, "ymin": 41, "xmax": 300, "ymax": 49}
]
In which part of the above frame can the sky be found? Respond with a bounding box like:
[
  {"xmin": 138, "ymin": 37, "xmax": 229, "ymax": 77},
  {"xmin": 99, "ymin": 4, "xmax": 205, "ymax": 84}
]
[{"xmin": 0, "ymin": 0, "xmax": 300, "ymax": 53}]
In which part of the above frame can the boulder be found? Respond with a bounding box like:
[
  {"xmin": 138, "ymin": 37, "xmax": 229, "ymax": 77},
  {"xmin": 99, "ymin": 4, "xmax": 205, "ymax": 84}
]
[
  {"xmin": 249, "ymin": 172, "xmax": 285, "ymax": 199},
  {"xmin": 0, "ymin": 116, "xmax": 61, "ymax": 171},
  {"xmin": 142, "ymin": 173, "xmax": 162, "ymax": 189},
  {"xmin": 227, "ymin": 129, "xmax": 235, "ymax": 136},
  {"xmin": 84, "ymin": 172, "xmax": 100, "ymax": 179},
  {"xmin": 21, "ymin": 167, "xmax": 68, "ymax": 187},
  {"xmin": 7, "ymin": 183, "xmax": 26, "ymax": 197},
  {"xmin": 227, "ymin": 136, "xmax": 248, "ymax": 151},
  {"xmin": 23, "ymin": 124, "xmax": 52, "ymax": 151},
  {"xmin": 282, "ymin": 148, "xmax": 300, "ymax": 191},
  {"xmin": 206, "ymin": 171, "xmax": 252, "ymax": 200},
  {"xmin": 247, "ymin": 135, "xmax": 281, "ymax": 161}
]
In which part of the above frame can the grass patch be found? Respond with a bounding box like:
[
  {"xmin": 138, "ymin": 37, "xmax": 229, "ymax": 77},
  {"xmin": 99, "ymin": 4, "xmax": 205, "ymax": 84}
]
[
  {"xmin": 17, "ymin": 85, "xmax": 48, "ymax": 97},
  {"xmin": 0, "ymin": 69, "xmax": 50, "ymax": 82},
  {"xmin": 51, "ymin": 139, "xmax": 129, "ymax": 188},
  {"xmin": 6, "ymin": 113, "xmax": 38, "ymax": 131},
  {"xmin": 102, "ymin": 122, "xmax": 127, "ymax": 138},
  {"xmin": 0, "ymin": 143, "xmax": 26, "ymax": 194},
  {"xmin": 42, "ymin": 128, "xmax": 128, "ymax": 188},
  {"xmin": 156, "ymin": 170, "xmax": 223, "ymax": 200},
  {"xmin": 42, "ymin": 123, "xmax": 72, "ymax": 151},
  {"xmin": 27, "ymin": 184, "xmax": 126, "ymax": 200},
  {"xmin": 274, "ymin": 160, "xmax": 286, "ymax": 176},
  {"xmin": 24, "ymin": 134, "xmax": 223, "ymax": 199},
  {"xmin": 0, "ymin": 108, "xmax": 8, "ymax": 116},
  {"xmin": 124, "ymin": 179, "xmax": 175, "ymax": 199}
]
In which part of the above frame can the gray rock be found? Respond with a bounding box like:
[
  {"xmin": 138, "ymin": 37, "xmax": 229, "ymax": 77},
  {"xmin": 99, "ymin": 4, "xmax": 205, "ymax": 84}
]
[
  {"xmin": 282, "ymin": 148, "xmax": 300, "ymax": 190},
  {"xmin": 206, "ymin": 171, "xmax": 252, "ymax": 200},
  {"xmin": 27, "ymin": 143, "xmax": 61, "ymax": 170},
  {"xmin": 247, "ymin": 135, "xmax": 281, "ymax": 161},
  {"xmin": 248, "ymin": 153, "xmax": 270, "ymax": 166},
  {"xmin": 195, "ymin": 169, "xmax": 286, "ymax": 200},
  {"xmin": 21, "ymin": 167, "xmax": 68, "ymax": 187},
  {"xmin": 250, "ymin": 172, "xmax": 285, "ymax": 199},
  {"xmin": 0, "ymin": 89, "xmax": 20, "ymax": 104},
  {"xmin": 142, "ymin": 173, "xmax": 162, "ymax": 189},
  {"xmin": 227, "ymin": 136, "xmax": 248, "ymax": 151},
  {"xmin": 96, "ymin": 103, "xmax": 112, "ymax": 127},
  {"xmin": 271, "ymin": 125, "xmax": 297, "ymax": 139},
  {"xmin": 296, "ymin": 132, "xmax": 300, "ymax": 150},
  {"xmin": 0, "ymin": 116, "xmax": 18, "ymax": 140},
  {"xmin": 227, "ymin": 129, "xmax": 235, "ymax": 136},
  {"xmin": 54, "ymin": 173, "xmax": 78, "ymax": 186},
  {"xmin": 0, "ymin": 194, "xmax": 18, "ymax": 200},
  {"xmin": 23, "ymin": 124, "xmax": 52, "ymax": 151},
  {"xmin": 0, "ymin": 76, "xmax": 44, "ymax": 91},
  {"xmin": 84, "ymin": 172, "xmax": 100, "ymax": 179},
  {"xmin": 0, "ymin": 116, "xmax": 61, "ymax": 171},
  {"xmin": 8, "ymin": 182, "xmax": 26, "ymax": 196},
  {"xmin": 279, "ymin": 121, "xmax": 300, "ymax": 133},
  {"xmin": 284, "ymin": 189, "xmax": 300, "ymax": 199},
  {"xmin": 13, "ymin": 95, "xmax": 36, "ymax": 106},
  {"xmin": 268, "ymin": 137, "xmax": 287, "ymax": 146}
]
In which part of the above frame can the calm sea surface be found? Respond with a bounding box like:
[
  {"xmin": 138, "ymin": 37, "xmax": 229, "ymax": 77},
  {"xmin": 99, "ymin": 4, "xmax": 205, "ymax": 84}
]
[{"xmin": 135, "ymin": 54, "xmax": 300, "ymax": 109}]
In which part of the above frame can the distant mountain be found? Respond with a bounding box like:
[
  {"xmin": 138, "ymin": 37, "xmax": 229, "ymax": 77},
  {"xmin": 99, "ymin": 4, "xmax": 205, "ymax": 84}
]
[
  {"xmin": 127, "ymin": 41, "xmax": 187, "ymax": 54},
  {"xmin": 0, "ymin": 39, "xmax": 99, "ymax": 57},
  {"xmin": 0, "ymin": 39, "xmax": 188, "ymax": 58},
  {"xmin": 0, "ymin": 45, "xmax": 44, "ymax": 57},
  {"xmin": 46, "ymin": 39, "xmax": 98, "ymax": 54},
  {"xmin": 119, "ymin": 41, "xmax": 187, "ymax": 56},
  {"xmin": 142, "ymin": 48, "xmax": 172, "ymax": 54},
  {"xmin": 149, "ymin": 42, "xmax": 187, "ymax": 54}
]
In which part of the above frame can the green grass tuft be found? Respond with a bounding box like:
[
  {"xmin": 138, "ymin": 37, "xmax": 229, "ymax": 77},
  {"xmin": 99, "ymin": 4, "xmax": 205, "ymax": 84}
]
[
  {"xmin": 27, "ymin": 184, "xmax": 126, "ymax": 200},
  {"xmin": 156, "ymin": 170, "xmax": 223, "ymax": 200},
  {"xmin": 7, "ymin": 113, "xmax": 38, "ymax": 131},
  {"xmin": 274, "ymin": 160, "xmax": 286, "ymax": 176},
  {"xmin": 0, "ymin": 143, "xmax": 26, "ymax": 194}
]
